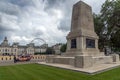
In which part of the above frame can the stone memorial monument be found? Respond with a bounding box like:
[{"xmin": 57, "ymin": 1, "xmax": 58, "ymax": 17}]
[
  {"xmin": 65, "ymin": 1, "xmax": 100, "ymax": 56},
  {"xmin": 46, "ymin": 1, "xmax": 116, "ymax": 68}
]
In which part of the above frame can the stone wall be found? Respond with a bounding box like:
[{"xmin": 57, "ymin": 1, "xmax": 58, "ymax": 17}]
[
  {"xmin": 46, "ymin": 54, "xmax": 120, "ymax": 68},
  {"xmin": 0, "ymin": 55, "xmax": 46, "ymax": 63},
  {"xmin": 31, "ymin": 55, "xmax": 46, "ymax": 61},
  {"xmin": 0, "ymin": 56, "xmax": 14, "ymax": 61},
  {"xmin": 93, "ymin": 56, "xmax": 113, "ymax": 65}
]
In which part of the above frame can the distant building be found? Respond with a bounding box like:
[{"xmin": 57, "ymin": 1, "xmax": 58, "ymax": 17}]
[
  {"xmin": 52, "ymin": 43, "xmax": 63, "ymax": 54},
  {"xmin": 0, "ymin": 37, "xmax": 48, "ymax": 56}
]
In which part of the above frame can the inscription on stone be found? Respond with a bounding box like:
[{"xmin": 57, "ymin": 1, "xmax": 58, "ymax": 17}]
[
  {"xmin": 86, "ymin": 38, "xmax": 95, "ymax": 48},
  {"xmin": 71, "ymin": 39, "xmax": 76, "ymax": 48}
]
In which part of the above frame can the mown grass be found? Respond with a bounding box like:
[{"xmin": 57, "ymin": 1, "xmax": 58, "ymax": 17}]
[{"xmin": 0, "ymin": 63, "xmax": 120, "ymax": 80}]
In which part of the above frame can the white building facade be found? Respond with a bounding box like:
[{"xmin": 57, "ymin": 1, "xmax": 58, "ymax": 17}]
[
  {"xmin": 0, "ymin": 37, "xmax": 48, "ymax": 56},
  {"xmin": 52, "ymin": 43, "xmax": 63, "ymax": 54}
]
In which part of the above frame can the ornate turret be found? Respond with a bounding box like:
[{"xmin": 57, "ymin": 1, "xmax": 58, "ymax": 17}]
[
  {"xmin": 4, "ymin": 37, "xmax": 8, "ymax": 41},
  {"xmin": 1, "ymin": 37, "xmax": 9, "ymax": 47}
]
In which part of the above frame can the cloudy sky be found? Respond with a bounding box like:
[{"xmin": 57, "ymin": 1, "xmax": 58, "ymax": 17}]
[{"xmin": 0, "ymin": 0, "xmax": 105, "ymax": 46}]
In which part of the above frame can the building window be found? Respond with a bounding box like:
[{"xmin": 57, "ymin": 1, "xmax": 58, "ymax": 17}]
[
  {"xmin": 71, "ymin": 39, "xmax": 76, "ymax": 48},
  {"xmin": 86, "ymin": 38, "xmax": 95, "ymax": 48},
  {"xmin": 14, "ymin": 49, "xmax": 16, "ymax": 52},
  {"xmin": 5, "ymin": 49, "xmax": 7, "ymax": 52}
]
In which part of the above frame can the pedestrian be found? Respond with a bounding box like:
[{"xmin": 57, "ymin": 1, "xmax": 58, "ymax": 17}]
[{"xmin": 14, "ymin": 56, "xmax": 16, "ymax": 63}]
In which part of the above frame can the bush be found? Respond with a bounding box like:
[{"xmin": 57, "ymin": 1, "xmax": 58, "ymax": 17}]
[
  {"xmin": 60, "ymin": 44, "xmax": 67, "ymax": 52},
  {"xmin": 34, "ymin": 52, "xmax": 46, "ymax": 55}
]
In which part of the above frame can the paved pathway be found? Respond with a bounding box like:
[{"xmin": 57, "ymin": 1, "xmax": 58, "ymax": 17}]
[{"xmin": 38, "ymin": 62, "xmax": 120, "ymax": 75}]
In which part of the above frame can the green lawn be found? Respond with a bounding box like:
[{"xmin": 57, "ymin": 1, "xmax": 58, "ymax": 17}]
[{"xmin": 0, "ymin": 64, "xmax": 120, "ymax": 80}]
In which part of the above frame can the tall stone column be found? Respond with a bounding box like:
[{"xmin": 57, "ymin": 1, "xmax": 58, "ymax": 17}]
[{"xmin": 65, "ymin": 1, "xmax": 100, "ymax": 57}]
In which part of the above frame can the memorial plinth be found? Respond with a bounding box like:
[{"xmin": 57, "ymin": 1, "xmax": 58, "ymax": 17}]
[
  {"xmin": 46, "ymin": 1, "xmax": 115, "ymax": 68},
  {"xmin": 64, "ymin": 1, "xmax": 100, "ymax": 57}
]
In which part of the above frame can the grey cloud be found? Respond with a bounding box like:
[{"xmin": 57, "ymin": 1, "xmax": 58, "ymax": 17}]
[
  {"xmin": 0, "ymin": 22, "xmax": 17, "ymax": 43},
  {"xmin": 44, "ymin": 0, "xmax": 79, "ymax": 32},
  {"xmin": 58, "ymin": 18, "xmax": 71, "ymax": 31},
  {"xmin": 0, "ymin": 24, "xmax": 14, "ymax": 31},
  {"xmin": 0, "ymin": 0, "xmax": 105, "ymax": 46},
  {"xmin": 0, "ymin": 16, "xmax": 17, "ymax": 40},
  {"xmin": 7, "ymin": 0, "xmax": 34, "ymax": 7},
  {"xmin": 0, "ymin": 1, "xmax": 21, "ymax": 16},
  {"xmin": 0, "ymin": 12, "xmax": 19, "ymax": 32},
  {"xmin": 0, "ymin": 0, "xmax": 21, "ymax": 43},
  {"xmin": 45, "ymin": 0, "xmax": 64, "ymax": 9},
  {"xmin": 32, "ymin": 30, "xmax": 44, "ymax": 37},
  {"xmin": 0, "ymin": 31, "xmax": 13, "ymax": 44}
]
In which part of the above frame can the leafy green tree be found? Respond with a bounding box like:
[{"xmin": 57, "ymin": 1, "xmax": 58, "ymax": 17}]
[
  {"xmin": 60, "ymin": 44, "xmax": 67, "ymax": 53},
  {"xmin": 93, "ymin": 14, "xmax": 105, "ymax": 51},
  {"xmin": 110, "ymin": 30, "xmax": 120, "ymax": 52},
  {"xmin": 93, "ymin": 0, "xmax": 120, "ymax": 52},
  {"xmin": 100, "ymin": 0, "xmax": 120, "ymax": 51},
  {"xmin": 34, "ymin": 52, "xmax": 46, "ymax": 55},
  {"xmin": 101, "ymin": 0, "xmax": 120, "ymax": 35}
]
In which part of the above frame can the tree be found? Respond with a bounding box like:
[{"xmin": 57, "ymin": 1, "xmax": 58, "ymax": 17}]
[
  {"xmin": 101, "ymin": 0, "xmax": 120, "ymax": 28},
  {"xmin": 93, "ymin": 14, "xmax": 106, "ymax": 51},
  {"xmin": 60, "ymin": 44, "xmax": 67, "ymax": 53},
  {"xmin": 110, "ymin": 30, "xmax": 120, "ymax": 52},
  {"xmin": 93, "ymin": 0, "xmax": 120, "ymax": 52},
  {"xmin": 34, "ymin": 52, "xmax": 46, "ymax": 55},
  {"xmin": 46, "ymin": 47, "xmax": 55, "ymax": 54}
]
